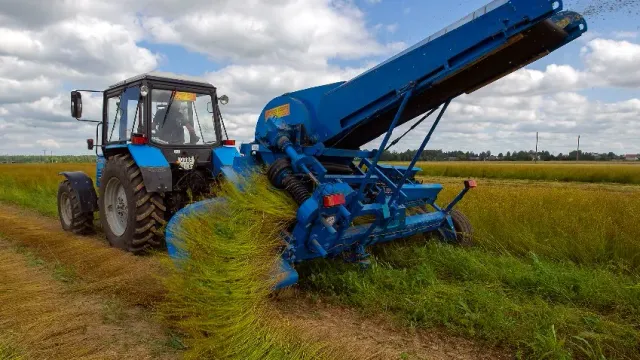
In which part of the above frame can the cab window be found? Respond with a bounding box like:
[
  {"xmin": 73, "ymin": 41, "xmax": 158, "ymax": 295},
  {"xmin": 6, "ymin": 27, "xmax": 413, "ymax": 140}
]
[
  {"xmin": 150, "ymin": 89, "xmax": 217, "ymax": 145},
  {"xmin": 105, "ymin": 86, "xmax": 143, "ymax": 143}
]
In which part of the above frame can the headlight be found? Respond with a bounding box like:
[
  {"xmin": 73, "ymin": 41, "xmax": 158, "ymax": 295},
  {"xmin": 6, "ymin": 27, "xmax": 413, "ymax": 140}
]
[{"xmin": 140, "ymin": 85, "xmax": 149, "ymax": 97}]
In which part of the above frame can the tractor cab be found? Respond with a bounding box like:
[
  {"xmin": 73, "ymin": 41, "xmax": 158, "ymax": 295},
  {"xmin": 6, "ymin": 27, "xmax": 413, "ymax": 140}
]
[
  {"xmin": 71, "ymin": 72, "xmax": 228, "ymax": 169},
  {"xmin": 61, "ymin": 72, "xmax": 231, "ymax": 253}
]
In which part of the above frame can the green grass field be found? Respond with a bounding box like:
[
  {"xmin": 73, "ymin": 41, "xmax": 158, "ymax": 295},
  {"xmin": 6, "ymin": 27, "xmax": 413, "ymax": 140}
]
[
  {"xmin": 386, "ymin": 161, "xmax": 640, "ymax": 184},
  {"xmin": 0, "ymin": 163, "xmax": 95, "ymax": 217},
  {"xmin": 1, "ymin": 162, "xmax": 639, "ymax": 358}
]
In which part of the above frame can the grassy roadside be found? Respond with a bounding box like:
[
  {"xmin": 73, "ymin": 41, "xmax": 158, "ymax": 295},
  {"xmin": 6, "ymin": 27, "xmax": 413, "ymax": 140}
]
[
  {"xmin": 392, "ymin": 161, "xmax": 640, "ymax": 184},
  {"xmin": 300, "ymin": 241, "xmax": 640, "ymax": 359}
]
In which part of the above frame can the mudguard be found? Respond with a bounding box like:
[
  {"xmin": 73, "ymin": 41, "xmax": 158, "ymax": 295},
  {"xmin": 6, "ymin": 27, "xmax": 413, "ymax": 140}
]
[
  {"xmin": 126, "ymin": 144, "xmax": 172, "ymax": 192},
  {"xmin": 59, "ymin": 171, "xmax": 98, "ymax": 213}
]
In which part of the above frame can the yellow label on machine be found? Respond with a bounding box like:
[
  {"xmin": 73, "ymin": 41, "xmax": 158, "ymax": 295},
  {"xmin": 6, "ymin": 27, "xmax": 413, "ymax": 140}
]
[
  {"xmin": 174, "ymin": 92, "xmax": 197, "ymax": 102},
  {"xmin": 265, "ymin": 104, "xmax": 290, "ymax": 120}
]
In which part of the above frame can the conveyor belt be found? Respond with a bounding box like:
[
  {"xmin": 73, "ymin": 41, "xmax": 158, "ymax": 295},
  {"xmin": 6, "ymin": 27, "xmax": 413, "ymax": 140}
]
[
  {"xmin": 330, "ymin": 17, "xmax": 575, "ymax": 149},
  {"xmin": 315, "ymin": 1, "xmax": 587, "ymax": 149}
]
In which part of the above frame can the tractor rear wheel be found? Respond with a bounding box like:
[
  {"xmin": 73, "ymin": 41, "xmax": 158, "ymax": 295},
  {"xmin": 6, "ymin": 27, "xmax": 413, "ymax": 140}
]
[
  {"xmin": 448, "ymin": 209, "xmax": 474, "ymax": 246},
  {"xmin": 57, "ymin": 180, "xmax": 95, "ymax": 235},
  {"xmin": 99, "ymin": 153, "xmax": 167, "ymax": 253}
]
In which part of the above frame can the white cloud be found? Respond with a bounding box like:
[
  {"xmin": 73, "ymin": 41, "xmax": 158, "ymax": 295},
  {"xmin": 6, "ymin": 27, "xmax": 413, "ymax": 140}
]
[
  {"xmin": 206, "ymin": 63, "xmax": 369, "ymax": 142},
  {"xmin": 0, "ymin": 0, "xmax": 638, "ymax": 156},
  {"xmin": 613, "ymin": 31, "xmax": 638, "ymax": 39},
  {"xmin": 36, "ymin": 139, "xmax": 61, "ymax": 149},
  {"xmin": 582, "ymin": 39, "xmax": 640, "ymax": 88},
  {"xmin": 374, "ymin": 23, "xmax": 398, "ymax": 34},
  {"xmin": 141, "ymin": 0, "xmax": 396, "ymax": 67}
]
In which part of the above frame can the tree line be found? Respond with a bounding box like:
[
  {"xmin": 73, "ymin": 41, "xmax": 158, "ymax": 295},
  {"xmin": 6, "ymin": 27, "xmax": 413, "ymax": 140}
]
[
  {"xmin": 0, "ymin": 150, "xmax": 632, "ymax": 164},
  {"xmin": 379, "ymin": 149, "xmax": 628, "ymax": 162}
]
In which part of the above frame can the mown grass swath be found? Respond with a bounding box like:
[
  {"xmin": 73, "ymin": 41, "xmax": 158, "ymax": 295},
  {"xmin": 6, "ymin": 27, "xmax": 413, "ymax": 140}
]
[
  {"xmin": 397, "ymin": 161, "xmax": 640, "ymax": 184},
  {"xmin": 158, "ymin": 176, "xmax": 345, "ymax": 360},
  {"xmin": 0, "ymin": 341, "xmax": 22, "ymax": 360},
  {"xmin": 0, "ymin": 206, "xmax": 164, "ymax": 305},
  {"xmin": 0, "ymin": 247, "xmax": 159, "ymax": 359}
]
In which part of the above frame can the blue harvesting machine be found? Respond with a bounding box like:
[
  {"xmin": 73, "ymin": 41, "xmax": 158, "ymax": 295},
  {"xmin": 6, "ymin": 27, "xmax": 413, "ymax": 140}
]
[{"xmin": 60, "ymin": 0, "xmax": 587, "ymax": 289}]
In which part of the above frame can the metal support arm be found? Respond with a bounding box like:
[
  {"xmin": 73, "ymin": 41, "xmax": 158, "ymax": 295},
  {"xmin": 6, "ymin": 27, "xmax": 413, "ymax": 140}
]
[
  {"xmin": 389, "ymin": 99, "xmax": 451, "ymax": 205},
  {"xmin": 351, "ymin": 88, "xmax": 414, "ymax": 213}
]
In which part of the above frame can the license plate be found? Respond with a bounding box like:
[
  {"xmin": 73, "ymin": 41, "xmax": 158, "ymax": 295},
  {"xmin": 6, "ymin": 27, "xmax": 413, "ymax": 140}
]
[{"xmin": 177, "ymin": 156, "xmax": 195, "ymax": 170}]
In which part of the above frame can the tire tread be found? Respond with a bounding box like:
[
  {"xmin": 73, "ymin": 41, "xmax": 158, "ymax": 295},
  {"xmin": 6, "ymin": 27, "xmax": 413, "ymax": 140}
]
[
  {"xmin": 100, "ymin": 153, "xmax": 166, "ymax": 253},
  {"xmin": 57, "ymin": 180, "xmax": 95, "ymax": 235}
]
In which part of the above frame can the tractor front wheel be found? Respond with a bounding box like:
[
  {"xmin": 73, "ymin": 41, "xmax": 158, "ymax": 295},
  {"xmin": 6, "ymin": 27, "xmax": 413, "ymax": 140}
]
[
  {"xmin": 99, "ymin": 154, "xmax": 167, "ymax": 253},
  {"xmin": 57, "ymin": 180, "xmax": 95, "ymax": 235}
]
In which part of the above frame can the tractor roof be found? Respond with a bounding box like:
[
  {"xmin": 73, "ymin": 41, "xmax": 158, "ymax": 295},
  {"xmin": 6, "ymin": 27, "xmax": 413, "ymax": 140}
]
[{"xmin": 107, "ymin": 71, "xmax": 215, "ymax": 90}]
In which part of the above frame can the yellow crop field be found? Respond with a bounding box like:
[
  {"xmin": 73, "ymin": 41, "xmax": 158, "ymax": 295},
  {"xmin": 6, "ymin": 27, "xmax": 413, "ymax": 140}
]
[
  {"xmin": 386, "ymin": 161, "xmax": 640, "ymax": 184},
  {"xmin": 0, "ymin": 163, "xmax": 95, "ymax": 216}
]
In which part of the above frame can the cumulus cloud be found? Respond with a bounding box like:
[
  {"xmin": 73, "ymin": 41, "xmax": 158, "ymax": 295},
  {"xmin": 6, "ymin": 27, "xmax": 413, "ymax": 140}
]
[
  {"xmin": 582, "ymin": 39, "xmax": 640, "ymax": 88},
  {"xmin": 0, "ymin": 0, "xmax": 638, "ymax": 156},
  {"xmin": 141, "ymin": 0, "xmax": 400, "ymax": 66}
]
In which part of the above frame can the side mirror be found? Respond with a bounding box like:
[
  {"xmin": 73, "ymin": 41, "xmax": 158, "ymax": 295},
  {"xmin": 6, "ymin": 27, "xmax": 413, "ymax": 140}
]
[
  {"xmin": 206, "ymin": 101, "xmax": 213, "ymax": 113},
  {"xmin": 87, "ymin": 139, "xmax": 94, "ymax": 150},
  {"xmin": 71, "ymin": 91, "xmax": 83, "ymax": 119}
]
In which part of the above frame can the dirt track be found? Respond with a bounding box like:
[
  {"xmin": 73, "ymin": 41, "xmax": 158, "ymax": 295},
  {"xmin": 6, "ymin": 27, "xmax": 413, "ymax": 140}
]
[{"xmin": 0, "ymin": 202, "xmax": 507, "ymax": 359}]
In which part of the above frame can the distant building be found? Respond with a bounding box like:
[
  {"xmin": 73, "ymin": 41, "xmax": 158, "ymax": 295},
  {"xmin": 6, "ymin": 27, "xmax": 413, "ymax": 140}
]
[{"xmin": 624, "ymin": 154, "xmax": 639, "ymax": 161}]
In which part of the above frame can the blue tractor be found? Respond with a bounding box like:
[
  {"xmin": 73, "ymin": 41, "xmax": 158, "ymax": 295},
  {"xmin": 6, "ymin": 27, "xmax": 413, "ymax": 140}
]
[
  {"xmin": 59, "ymin": 0, "xmax": 587, "ymax": 287},
  {"xmin": 59, "ymin": 72, "xmax": 233, "ymax": 252}
]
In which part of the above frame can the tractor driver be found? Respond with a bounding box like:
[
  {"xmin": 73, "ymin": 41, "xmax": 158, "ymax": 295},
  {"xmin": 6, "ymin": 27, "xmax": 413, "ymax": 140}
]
[{"xmin": 153, "ymin": 101, "xmax": 200, "ymax": 145}]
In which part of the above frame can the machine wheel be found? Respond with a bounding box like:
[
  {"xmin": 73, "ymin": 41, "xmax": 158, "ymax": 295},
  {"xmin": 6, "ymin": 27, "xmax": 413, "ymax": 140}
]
[
  {"xmin": 57, "ymin": 180, "xmax": 95, "ymax": 235},
  {"xmin": 99, "ymin": 153, "xmax": 167, "ymax": 253},
  {"xmin": 448, "ymin": 209, "xmax": 474, "ymax": 246}
]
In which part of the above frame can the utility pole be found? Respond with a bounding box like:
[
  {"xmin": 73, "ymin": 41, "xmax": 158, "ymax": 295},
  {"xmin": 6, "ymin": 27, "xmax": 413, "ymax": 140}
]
[
  {"xmin": 42, "ymin": 149, "xmax": 47, "ymax": 163},
  {"xmin": 535, "ymin": 132, "xmax": 539, "ymax": 163},
  {"xmin": 576, "ymin": 135, "xmax": 580, "ymax": 161}
]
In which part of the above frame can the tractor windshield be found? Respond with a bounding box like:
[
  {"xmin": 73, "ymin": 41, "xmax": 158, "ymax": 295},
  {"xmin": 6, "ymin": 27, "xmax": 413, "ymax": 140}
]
[{"xmin": 150, "ymin": 89, "xmax": 217, "ymax": 146}]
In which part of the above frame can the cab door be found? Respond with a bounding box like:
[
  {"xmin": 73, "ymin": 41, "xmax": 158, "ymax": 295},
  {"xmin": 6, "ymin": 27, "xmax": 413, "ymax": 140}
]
[{"xmin": 104, "ymin": 86, "xmax": 144, "ymax": 145}]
